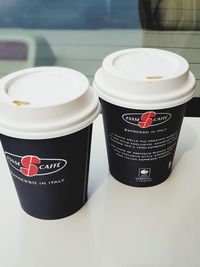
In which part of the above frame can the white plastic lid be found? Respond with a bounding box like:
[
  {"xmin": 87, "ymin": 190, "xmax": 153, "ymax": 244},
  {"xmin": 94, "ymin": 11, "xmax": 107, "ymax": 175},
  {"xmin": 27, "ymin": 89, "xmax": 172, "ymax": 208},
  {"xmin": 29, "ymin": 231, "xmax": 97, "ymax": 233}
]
[
  {"xmin": 0, "ymin": 67, "xmax": 100, "ymax": 139},
  {"xmin": 93, "ymin": 48, "xmax": 196, "ymax": 109}
]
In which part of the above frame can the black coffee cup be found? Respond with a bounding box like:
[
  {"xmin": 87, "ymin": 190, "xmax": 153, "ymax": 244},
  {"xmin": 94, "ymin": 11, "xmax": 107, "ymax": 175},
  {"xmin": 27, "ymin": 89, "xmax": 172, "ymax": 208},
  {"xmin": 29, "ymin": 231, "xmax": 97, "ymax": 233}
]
[
  {"xmin": 94, "ymin": 48, "xmax": 195, "ymax": 187},
  {"xmin": 0, "ymin": 67, "xmax": 100, "ymax": 219}
]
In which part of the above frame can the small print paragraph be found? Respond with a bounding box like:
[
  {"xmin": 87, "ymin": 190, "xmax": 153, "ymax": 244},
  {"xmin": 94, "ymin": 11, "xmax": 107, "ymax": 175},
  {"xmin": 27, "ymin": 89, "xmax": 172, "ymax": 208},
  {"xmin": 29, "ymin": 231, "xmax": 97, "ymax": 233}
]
[{"xmin": 109, "ymin": 131, "xmax": 178, "ymax": 162}]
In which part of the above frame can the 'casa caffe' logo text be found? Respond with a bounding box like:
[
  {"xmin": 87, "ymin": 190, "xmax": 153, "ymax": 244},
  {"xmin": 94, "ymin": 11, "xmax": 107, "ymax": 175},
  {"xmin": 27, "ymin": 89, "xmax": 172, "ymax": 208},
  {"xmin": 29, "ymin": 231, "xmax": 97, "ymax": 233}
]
[
  {"xmin": 5, "ymin": 152, "xmax": 67, "ymax": 177},
  {"xmin": 122, "ymin": 111, "xmax": 172, "ymax": 128}
]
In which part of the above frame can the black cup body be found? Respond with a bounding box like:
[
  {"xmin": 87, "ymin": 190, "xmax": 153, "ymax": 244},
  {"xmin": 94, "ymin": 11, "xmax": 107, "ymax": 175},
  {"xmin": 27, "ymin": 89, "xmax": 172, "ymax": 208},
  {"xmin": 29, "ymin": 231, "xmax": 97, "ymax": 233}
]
[
  {"xmin": 0, "ymin": 125, "xmax": 92, "ymax": 219},
  {"xmin": 100, "ymin": 99, "xmax": 186, "ymax": 187}
]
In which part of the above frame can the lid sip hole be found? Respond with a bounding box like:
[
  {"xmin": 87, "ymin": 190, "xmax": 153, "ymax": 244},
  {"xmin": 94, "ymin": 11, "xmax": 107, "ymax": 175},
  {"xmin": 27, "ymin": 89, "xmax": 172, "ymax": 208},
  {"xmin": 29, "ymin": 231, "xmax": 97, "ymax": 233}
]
[{"xmin": 13, "ymin": 100, "xmax": 30, "ymax": 107}]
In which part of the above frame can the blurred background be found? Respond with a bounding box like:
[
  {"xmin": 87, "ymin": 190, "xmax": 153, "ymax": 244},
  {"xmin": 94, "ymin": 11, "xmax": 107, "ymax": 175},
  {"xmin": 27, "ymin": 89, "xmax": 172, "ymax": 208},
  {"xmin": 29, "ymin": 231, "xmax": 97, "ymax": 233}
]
[{"xmin": 0, "ymin": 0, "xmax": 199, "ymax": 115}]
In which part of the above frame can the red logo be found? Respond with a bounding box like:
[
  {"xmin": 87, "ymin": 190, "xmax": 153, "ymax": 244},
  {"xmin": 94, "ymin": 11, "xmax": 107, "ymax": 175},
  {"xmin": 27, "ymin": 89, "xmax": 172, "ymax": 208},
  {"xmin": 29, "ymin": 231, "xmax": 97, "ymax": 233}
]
[
  {"xmin": 20, "ymin": 156, "xmax": 41, "ymax": 177},
  {"xmin": 138, "ymin": 111, "xmax": 156, "ymax": 128},
  {"xmin": 122, "ymin": 112, "xmax": 171, "ymax": 128},
  {"xmin": 5, "ymin": 152, "xmax": 67, "ymax": 177}
]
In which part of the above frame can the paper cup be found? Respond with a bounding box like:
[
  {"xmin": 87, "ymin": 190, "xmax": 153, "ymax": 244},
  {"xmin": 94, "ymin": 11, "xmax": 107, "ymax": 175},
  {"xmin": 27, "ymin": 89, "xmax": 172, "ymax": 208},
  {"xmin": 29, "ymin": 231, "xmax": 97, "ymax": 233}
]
[
  {"xmin": 94, "ymin": 48, "xmax": 196, "ymax": 187},
  {"xmin": 0, "ymin": 67, "xmax": 100, "ymax": 219}
]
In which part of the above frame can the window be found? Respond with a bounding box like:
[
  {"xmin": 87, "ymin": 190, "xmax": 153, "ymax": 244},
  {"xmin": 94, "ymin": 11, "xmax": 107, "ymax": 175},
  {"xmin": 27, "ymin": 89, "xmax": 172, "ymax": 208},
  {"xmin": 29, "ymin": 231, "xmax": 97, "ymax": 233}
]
[{"xmin": 0, "ymin": 0, "xmax": 199, "ymax": 115}]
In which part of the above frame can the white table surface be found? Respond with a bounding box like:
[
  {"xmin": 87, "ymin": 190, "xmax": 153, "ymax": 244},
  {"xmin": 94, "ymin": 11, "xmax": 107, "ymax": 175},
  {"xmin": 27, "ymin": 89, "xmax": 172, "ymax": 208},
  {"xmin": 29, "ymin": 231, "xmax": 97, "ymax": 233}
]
[{"xmin": 0, "ymin": 115, "xmax": 200, "ymax": 267}]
